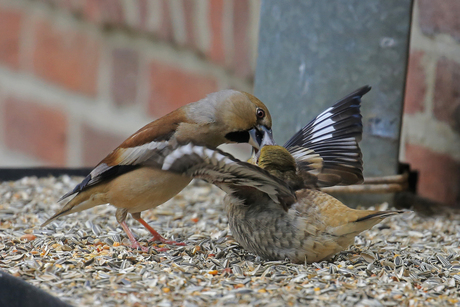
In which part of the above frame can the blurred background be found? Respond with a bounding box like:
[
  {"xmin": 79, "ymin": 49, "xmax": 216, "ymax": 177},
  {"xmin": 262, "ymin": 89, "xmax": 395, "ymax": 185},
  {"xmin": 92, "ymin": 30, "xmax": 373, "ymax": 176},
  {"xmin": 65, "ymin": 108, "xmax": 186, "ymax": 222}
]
[{"xmin": 0, "ymin": 0, "xmax": 458, "ymax": 207}]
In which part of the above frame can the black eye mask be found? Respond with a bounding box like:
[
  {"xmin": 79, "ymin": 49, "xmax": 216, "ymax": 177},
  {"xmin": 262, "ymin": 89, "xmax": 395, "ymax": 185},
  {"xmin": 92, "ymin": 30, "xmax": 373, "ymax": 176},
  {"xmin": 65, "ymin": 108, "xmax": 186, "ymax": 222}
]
[{"xmin": 225, "ymin": 131, "xmax": 250, "ymax": 143}]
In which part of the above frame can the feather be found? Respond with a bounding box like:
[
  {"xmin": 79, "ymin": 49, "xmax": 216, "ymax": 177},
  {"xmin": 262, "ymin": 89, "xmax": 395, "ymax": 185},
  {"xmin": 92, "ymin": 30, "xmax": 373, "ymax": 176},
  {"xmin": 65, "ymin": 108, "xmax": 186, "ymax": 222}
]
[
  {"xmin": 161, "ymin": 144, "xmax": 297, "ymax": 210},
  {"xmin": 285, "ymin": 85, "xmax": 371, "ymax": 187},
  {"xmin": 58, "ymin": 141, "xmax": 169, "ymax": 201}
]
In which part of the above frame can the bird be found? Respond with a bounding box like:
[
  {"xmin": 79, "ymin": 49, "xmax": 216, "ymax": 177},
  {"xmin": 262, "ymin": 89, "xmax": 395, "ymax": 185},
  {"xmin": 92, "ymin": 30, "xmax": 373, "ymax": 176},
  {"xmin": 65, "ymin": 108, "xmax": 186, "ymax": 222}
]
[
  {"xmin": 160, "ymin": 143, "xmax": 404, "ymax": 264},
  {"xmin": 159, "ymin": 87, "xmax": 404, "ymax": 263},
  {"xmin": 42, "ymin": 90, "xmax": 275, "ymax": 252}
]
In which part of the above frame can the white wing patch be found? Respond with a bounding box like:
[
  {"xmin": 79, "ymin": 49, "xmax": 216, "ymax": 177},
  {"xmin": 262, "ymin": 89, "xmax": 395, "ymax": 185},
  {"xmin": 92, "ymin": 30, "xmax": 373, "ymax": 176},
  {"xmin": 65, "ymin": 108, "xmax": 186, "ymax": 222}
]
[
  {"xmin": 290, "ymin": 148, "xmax": 315, "ymax": 160},
  {"xmin": 314, "ymin": 109, "xmax": 333, "ymax": 123},
  {"xmin": 162, "ymin": 143, "xmax": 234, "ymax": 171},
  {"xmin": 309, "ymin": 133, "xmax": 334, "ymax": 143},
  {"xmin": 310, "ymin": 118, "xmax": 335, "ymax": 134},
  {"xmin": 117, "ymin": 141, "xmax": 169, "ymax": 165},
  {"xmin": 89, "ymin": 163, "xmax": 109, "ymax": 180}
]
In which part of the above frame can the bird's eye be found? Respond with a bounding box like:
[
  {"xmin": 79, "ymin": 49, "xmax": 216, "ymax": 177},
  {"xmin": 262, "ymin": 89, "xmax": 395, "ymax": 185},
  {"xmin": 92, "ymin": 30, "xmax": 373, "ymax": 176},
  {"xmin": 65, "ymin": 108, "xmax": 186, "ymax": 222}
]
[{"xmin": 256, "ymin": 108, "xmax": 265, "ymax": 119}]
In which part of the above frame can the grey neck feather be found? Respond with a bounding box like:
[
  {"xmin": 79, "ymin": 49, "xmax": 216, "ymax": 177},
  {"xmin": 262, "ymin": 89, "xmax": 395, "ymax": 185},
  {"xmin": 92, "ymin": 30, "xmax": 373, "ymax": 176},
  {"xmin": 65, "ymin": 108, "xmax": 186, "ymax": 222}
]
[{"xmin": 185, "ymin": 90, "xmax": 241, "ymax": 124}]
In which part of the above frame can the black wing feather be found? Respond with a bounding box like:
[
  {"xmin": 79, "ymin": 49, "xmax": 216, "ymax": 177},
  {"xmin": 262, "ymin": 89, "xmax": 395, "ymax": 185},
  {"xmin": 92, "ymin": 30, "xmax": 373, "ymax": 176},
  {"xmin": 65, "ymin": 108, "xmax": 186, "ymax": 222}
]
[
  {"xmin": 57, "ymin": 165, "xmax": 138, "ymax": 202},
  {"xmin": 284, "ymin": 85, "xmax": 370, "ymax": 187}
]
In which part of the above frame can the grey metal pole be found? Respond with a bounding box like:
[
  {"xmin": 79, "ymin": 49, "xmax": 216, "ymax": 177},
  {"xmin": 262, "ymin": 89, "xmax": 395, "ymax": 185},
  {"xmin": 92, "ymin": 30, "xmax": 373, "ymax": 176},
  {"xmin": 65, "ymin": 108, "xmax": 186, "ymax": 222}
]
[{"xmin": 254, "ymin": 0, "xmax": 413, "ymax": 206}]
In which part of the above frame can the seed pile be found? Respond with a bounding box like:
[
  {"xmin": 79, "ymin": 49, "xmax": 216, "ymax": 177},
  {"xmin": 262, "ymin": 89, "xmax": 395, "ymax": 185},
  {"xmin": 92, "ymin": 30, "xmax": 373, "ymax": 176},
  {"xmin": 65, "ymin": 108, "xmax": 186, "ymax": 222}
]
[{"xmin": 0, "ymin": 176, "xmax": 459, "ymax": 306}]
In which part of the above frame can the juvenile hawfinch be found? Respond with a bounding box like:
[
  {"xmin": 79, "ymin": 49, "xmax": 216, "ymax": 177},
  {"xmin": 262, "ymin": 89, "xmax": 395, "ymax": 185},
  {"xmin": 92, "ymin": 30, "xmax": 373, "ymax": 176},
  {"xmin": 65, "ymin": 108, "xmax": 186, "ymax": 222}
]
[
  {"xmin": 159, "ymin": 87, "xmax": 403, "ymax": 263},
  {"xmin": 42, "ymin": 90, "xmax": 274, "ymax": 252},
  {"xmin": 160, "ymin": 143, "xmax": 403, "ymax": 263}
]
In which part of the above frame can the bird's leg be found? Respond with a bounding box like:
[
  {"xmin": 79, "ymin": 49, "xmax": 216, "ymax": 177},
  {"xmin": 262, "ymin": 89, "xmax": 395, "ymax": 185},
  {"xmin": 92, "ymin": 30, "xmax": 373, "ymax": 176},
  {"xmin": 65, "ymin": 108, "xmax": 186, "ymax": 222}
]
[
  {"xmin": 116, "ymin": 208, "xmax": 167, "ymax": 252},
  {"xmin": 119, "ymin": 221, "xmax": 149, "ymax": 252},
  {"xmin": 132, "ymin": 212, "xmax": 186, "ymax": 246}
]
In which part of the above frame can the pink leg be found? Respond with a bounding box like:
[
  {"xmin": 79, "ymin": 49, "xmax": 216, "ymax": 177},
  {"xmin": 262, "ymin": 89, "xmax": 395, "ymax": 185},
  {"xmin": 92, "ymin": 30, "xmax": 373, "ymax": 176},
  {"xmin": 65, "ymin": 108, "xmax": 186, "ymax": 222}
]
[
  {"xmin": 135, "ymin": 217, "xmax": 186, "ymax": 246},
  {"xmin": 119, "ymin": 221, "xmax": 168, "ymax": 252}
]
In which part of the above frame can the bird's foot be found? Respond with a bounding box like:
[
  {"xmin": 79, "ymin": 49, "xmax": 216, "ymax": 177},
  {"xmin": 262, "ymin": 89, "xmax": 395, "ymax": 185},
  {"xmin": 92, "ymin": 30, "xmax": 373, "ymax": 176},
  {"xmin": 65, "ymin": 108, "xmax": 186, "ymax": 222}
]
[
  {"xmin": 148, "ymin": 236, "xmax": 186, "ymax": 246},
  {"xmin": 129, "ymin": 242, "xmax": 150, "ymax": 253},
  {"xmin": 136, "ymin": 216, "xmax": 186, "ymax": 246},
  {"xmin": 152, "ymin": 245, "xmax": 169, "ymax": 252},
  {"xmin": 120, "ymin": 221, "xmax": 168, "ymax": 252},
  {"xmin": 128, "ymin": 242, "xmax": 169, "ymax": 252}
]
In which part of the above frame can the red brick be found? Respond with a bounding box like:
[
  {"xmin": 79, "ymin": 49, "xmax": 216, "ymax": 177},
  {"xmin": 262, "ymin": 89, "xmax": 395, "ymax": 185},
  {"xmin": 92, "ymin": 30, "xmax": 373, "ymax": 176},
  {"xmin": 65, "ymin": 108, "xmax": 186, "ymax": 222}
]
[
  {"xmin": 148, "ymin": 61, "xmax": 218, "ymax": 117},
  {"xmin": 208, "ymin": 0, "xmax": 225, "ymax": 64},
  {"xmin": 35, "ymin": 0, "xmax": 55, "ymax": 6},
  {"xmin": 84, "ymin": 0, "xmax": 102, "ymax": 23},
  {"xmin": 33, "ymin": 0, "xmax": 84, "ymax": 14},
  {"xmin": 37, "ymin": 0, "xmax": 85, "ymax": 14},
  {"xmin": 57, "ymin": 0, "xmax": 85, "ymax": 11},
  {"xmin": 0, "ymin": 9, "xmax": 22, "ymax": 70},
  {"xmin": 138, "ymin": 0, "xmax": 148, "ymax": 31},
  {"xmin": 183, "ymin": 0, "xmax": 196, "ymax": 48},
  {"xmin": 45, "ymin": 0, "xmax": 64, "ymax": 8},
  {"xmin": 405, "ymin": 143, "xmax": 460, "ymax": 207},
  {"xmin": 111, "ymin": 48, "xmax": 139, "ymax": 107},
  {"xmin": 84, "ymin": 0, "xmax": 124, "ymax": 26},
  {"xmin": 419, "ymin": 0, "xmax": 460, "ymax": 41},
  {"xmin": 232, "ymin": 0, "xmax": 252, "ymax": 78},
  {"xmin": 158, "ymin": 0, "xmax": 174, "ymax": 42},
  {"xmin": 403, "ymin": 51, "xmax": 426, "ymax": 114},
  {"xmin": 433, "ymin": 57, "xmax": 460, "ymax": 133},
  {"xmin": 82, "ymin": 124, "xmax": 125, "ymax": 166},
  {"xmin": 3, "ymin": 97, "xmax": 68, "ymax": 165},
  {"xmin": 32, "ymin": 17, "xmax": 100, "ymax": 96}
]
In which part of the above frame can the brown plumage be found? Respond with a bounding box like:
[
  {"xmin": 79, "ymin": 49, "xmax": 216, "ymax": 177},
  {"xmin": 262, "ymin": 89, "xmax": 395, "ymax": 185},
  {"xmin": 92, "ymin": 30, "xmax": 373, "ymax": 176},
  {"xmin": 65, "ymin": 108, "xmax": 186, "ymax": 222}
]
[
  {"xmin": 161, "ymin": 143, "xmax": 404, "ymax": 263},
  {"xmin": 42, "ymin": 90, "xmax": 274, "ymax": 252}
]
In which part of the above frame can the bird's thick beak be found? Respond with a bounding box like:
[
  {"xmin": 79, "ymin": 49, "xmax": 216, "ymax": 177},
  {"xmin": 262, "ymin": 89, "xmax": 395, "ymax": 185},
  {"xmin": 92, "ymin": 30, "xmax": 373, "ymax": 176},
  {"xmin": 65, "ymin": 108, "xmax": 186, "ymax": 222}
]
[
  {"xmin": 248, "ymin": 125, "xmax": 274, "ymax": 150},
  {"xmin": 260, "ymin": 128, "xmax": 276, "ymax": 147},
  {"xmin": 248, "ymin": 126, "xmax": 275, "ymax": 164}
]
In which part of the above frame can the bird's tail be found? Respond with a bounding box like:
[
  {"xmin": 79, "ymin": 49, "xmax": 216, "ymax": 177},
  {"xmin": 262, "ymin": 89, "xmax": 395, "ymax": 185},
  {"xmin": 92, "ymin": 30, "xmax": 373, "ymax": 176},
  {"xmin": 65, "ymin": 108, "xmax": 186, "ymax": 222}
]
[
  {"xmin": 41, "ymin": 188, "xmax": 107, "ymax": 227},
  {"xmin": 334, "ymin": 210, "xmax": 404, "ymax": 238},
  {"xmin": 41, "ymin": 208, "xmax": 71, "ymax": 227},
  {"xmin": 355, "ymin": 210, "xmax": 404, "ymax": 223}
]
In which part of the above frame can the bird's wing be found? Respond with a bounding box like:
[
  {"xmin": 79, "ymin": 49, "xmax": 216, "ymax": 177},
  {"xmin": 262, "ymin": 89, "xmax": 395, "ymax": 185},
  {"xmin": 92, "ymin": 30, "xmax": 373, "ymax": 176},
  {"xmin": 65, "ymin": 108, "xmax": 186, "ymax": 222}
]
[
  {"xmin": 59, "ymin": 112, "xmax": 188, "ymax": 201},
  {"xmin": 161, "ymin": 144, "xmax": 297, "ymax": 211},
  {"xmin": 284, "ymin": 85, "xmax": 370, "ymax": 187}
]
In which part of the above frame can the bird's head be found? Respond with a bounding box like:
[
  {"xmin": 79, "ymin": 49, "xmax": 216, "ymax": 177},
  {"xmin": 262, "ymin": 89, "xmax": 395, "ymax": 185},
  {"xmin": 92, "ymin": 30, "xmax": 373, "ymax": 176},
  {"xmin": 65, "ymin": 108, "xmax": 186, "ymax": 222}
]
[
  {"xmin": 245, "ymin": 124, "xmax": 297, "ymax": 174},
  {"xmin": 257, "ymin": 145, "xmax": 297, "ymax": 174},
  {"xmin": 179, "ymin": 90, "xmax": 274, "ymax": 150},
  {"xmin": 255, "ymin": 139, "xmax": 306, "ymax": 190}
]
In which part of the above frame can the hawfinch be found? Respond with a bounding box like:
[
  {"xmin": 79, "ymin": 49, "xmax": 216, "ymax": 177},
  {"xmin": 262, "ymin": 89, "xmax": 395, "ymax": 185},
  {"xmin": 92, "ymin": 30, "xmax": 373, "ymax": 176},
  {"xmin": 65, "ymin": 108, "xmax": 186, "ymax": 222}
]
[
  {"xmin": 160, "ymin": 143, "xmax": 403, "ymax": 263},
  {"xmin": 160, "ymin": 87, "xmax": 403, "ymax": 263},
  {"xmin": 42, "ymin": 90, "xmax": 274, "ymax": 252}
]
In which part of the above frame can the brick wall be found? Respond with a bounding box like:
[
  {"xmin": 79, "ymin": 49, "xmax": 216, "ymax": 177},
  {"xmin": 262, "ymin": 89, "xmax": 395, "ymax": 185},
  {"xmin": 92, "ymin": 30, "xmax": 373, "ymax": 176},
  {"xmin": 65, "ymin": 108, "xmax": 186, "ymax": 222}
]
[
  {"xmin": 0, "ymin": 0, "xmax": 459, "ymax": 207},
  {"xmin": 0, "ymin": 0, "xmax": 260, "ymax": 167},
  {"xmin": 400, "ymin": 0, "xmax": 460, "ymax": 207}
]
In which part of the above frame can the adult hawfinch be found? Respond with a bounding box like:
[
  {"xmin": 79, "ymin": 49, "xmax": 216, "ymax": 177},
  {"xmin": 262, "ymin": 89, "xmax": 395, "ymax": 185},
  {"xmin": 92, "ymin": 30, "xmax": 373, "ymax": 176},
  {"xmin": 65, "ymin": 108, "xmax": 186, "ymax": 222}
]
[{"xmin": 42, "ymin": 90, "xmax": 274, "ymax": 252}]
